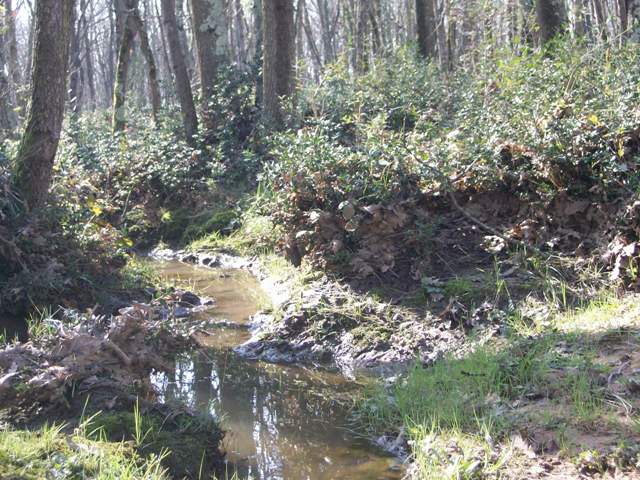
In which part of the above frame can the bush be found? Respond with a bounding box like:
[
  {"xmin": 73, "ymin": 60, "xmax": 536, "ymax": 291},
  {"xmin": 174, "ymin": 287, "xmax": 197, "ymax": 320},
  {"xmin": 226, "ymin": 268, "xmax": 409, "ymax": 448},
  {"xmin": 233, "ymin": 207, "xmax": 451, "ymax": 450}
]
[{"xmin": 256, "ymin": 40, "xmax": 640, "ymax": 277}]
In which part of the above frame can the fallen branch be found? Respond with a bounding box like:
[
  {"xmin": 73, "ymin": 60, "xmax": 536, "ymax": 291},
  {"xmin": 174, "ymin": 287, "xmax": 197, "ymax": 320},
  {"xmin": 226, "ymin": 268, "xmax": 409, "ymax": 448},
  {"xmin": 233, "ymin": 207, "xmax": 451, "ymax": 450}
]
[{"xmin": 103, "ymin": 340, "xmax": 132, "ymax": 366}]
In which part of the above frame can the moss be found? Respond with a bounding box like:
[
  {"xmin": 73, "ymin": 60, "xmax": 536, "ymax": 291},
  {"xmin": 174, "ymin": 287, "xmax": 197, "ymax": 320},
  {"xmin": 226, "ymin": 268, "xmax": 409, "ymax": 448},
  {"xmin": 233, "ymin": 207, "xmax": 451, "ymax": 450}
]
[{"xmin": 88, "ymin": 409, "xmax": 224, "ymax": 479}]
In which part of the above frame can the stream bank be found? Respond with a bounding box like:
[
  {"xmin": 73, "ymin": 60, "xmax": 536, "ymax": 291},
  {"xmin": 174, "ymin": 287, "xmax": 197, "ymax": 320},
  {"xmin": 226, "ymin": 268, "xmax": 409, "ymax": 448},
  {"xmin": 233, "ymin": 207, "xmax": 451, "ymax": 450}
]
[
  {"xmin": 1, "ymin": 252, "xmax": 406, "ymax": 479},
  {"xmin": 149, "ymin": 256, "xmax": 405, "ymax": 479},
  {"xmin": 153, "ymin": 248, "xmax": 491, "ymax": 377},
  {"xmin": 0, "ymin": 288, "xmax": 227, "ymax": 478}
]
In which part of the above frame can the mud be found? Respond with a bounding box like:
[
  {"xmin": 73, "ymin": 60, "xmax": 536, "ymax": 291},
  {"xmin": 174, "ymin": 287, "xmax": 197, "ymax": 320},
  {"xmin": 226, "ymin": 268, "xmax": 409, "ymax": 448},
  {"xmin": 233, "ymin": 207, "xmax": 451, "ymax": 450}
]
[{"xmin": 148, "ymin": 248, "xmax": 502, "ymax": 377}]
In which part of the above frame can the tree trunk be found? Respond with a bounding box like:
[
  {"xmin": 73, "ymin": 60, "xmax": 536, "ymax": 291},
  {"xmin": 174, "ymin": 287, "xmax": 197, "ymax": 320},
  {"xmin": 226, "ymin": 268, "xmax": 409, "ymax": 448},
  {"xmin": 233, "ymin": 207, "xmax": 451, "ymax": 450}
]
[
  {"xmin": 112, "ymin": 0, "xmax": 136, "ymax": 133},
  {"xmin": 253, "ymin": 0, "xmax": 263, "ymax": 108},
  {"xmin": 130, "ymin": 4, "xmax": 162, "ymax": 125},
  {"xmin": 4, "ymin": 0, "xmax": 21, "ymax": 111},
  {"xmin": 630, "ymin": 0, "xmax": 640, "ymax": 40},
  {"xmin": 536, "ymin": 0, "xmax": 566, "ymax": 43},
  {"xmin": 262, "ymin": 0, "xmax": 295, "ymax": 128},
  {"xmin": 69, "ymin": 10, "xmax": 83, "ymax": 115},
  {"xmin": 0, "ymin": 36, "xmax": 13, "ymax": 135},
  {"xmin": 355, "ymin": 0, "xmax": 369, "ymax": 72},
  {"xmin": 369, "ymin": 0, "xmax": 382, "ymax": 56},
  {"xmin": 415, "ymin": 0, "xmax": 437, "ymax": 58},
  {"xmin": 190, "ymin": 0, "xmax": 219, "ymax": 106},
  {"xmin": 212, "ymin": 0, "xmax": 229, "ymax": 65},
  {"xmin": 83, "ymin": 0, "xmax": 97, "ymax": 109},
  {"xmin": 14, "ymin": 0, "xmax": 75, "ymax": 211},
  {"xmin": 161, "ymin": 0, "xmax": 199, "ymax": 143},
  {"xmin": 592, "ymin": 0, "xmax": 608, "ymax": 40}
]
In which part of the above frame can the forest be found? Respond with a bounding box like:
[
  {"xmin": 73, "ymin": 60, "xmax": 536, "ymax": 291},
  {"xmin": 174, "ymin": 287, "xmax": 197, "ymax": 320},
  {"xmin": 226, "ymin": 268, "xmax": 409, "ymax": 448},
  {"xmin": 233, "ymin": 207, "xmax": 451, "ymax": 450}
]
[{"xmin": 1, "ymin": 0, "xmax": 640, "ymax": 478}]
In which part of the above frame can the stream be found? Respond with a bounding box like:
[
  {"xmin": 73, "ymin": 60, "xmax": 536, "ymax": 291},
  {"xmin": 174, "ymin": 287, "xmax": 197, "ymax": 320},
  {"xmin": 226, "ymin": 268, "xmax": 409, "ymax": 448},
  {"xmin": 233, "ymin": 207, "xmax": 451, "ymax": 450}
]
[{"xmin": 149, "ymin": 259, "xmax": 404, "ymax": 480}]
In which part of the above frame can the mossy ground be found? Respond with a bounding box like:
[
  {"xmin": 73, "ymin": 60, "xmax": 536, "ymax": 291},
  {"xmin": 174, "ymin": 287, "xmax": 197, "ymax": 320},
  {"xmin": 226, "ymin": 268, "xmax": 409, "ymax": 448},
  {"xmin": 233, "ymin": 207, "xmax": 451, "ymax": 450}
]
[
  {"xmin": 0, "ymin": 398, "xmax": 225, "ymax": 480},
  {"xmin": 0, "ymin": 423, "xmax": 168, "ymax": 480}
]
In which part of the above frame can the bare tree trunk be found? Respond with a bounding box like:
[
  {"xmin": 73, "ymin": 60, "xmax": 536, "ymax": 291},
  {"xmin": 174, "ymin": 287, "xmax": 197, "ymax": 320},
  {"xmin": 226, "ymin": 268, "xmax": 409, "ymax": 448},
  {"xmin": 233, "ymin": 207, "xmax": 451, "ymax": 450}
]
[
  {"xmin": 592, "ymin": 0, "xmax": 608, "ymax": 40},
  {"xmin": 233, "ymin": 0, "xmax": 248, "ymax": 64},
  {"xmin": 69, "ymin": 8, "xmax": 83, "ymax": 115},
  {"xmin": 190, "ymin": 0, "xmax": 219, "ymax": 107},
  {"xmin": 130, "ymin": 4, "xmax": 162, "ymax": 125},
  {"xmin": 369, "ymin": 0, "xmax": 382, "ymax": 57},
  {"xmin": 355, "ymin": 0, "xmax": 369, "ymax": 72},
  {"xmin": 0, "ymin": 36, "xmax": 13, "ymax": 135},
  {"xmin": 14, "ymin": 0, "xmax": 75, "ymax": 211},
  {"xmin": 4, "ymin": 0, "xmax": 21, "ymax": 110},
  {"xmin": 630, "ymin": 0, "xmax": 640, "ymax": 40},
  {"xmin": 253, "ymin": 0, "xmax": 263, "ymax": 108},
  {"xmin": 536, "ymin": 0, "xmax": 566, "ymax": 43},
  {"xmin": 416, "ymin": 0, "xmax": 437, "ymax": 58},
  {"xmin": 83, "ymin": 0, "xmax": 97, "ymax": 110},
  {"xmin": 262, "ymin": 0, "xmax": 295, "ymax": 128},
  {"xmin": 436, "ymin": 0, "xmax": 449, "ymax": 67},
  {"xmin": 161, "ymin": 0, "xmax": 199, "ymax": 143},
  {"xmin": 317, "ymin": 0, "xmax": 335, "ymax": 63},
  {"xmin": 112, "ymin": 0, "xmax": 136, "ymax": 133},
  {"xmin": 155, "ymin": 0, "xmax": 174, "ymax": 98},
  {"xmin": 302, "ymin": 0, "xmax": 323, "ymax": 70},
  {"xmin": 213, "ymin": 0, "xmax": 229, "ymax": 64},
  {"xmin": 617, "ymin": 0, "xmax": 629, "ymax": 36}
]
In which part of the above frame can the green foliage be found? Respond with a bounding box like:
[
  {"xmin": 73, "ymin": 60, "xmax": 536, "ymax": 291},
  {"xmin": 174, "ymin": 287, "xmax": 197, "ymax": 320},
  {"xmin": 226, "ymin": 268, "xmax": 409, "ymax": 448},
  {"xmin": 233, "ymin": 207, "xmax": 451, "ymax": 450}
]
[
  {"xmin": 256, "ymin": 40, "xmax": 640, "ymax": 274},
  {"xmin": 0, "ymin": 423, "xmax": 169, "ymax": 480},
  {"xmin": 56, "ymin": 111, "xmax": 215, "ymax": 245}
]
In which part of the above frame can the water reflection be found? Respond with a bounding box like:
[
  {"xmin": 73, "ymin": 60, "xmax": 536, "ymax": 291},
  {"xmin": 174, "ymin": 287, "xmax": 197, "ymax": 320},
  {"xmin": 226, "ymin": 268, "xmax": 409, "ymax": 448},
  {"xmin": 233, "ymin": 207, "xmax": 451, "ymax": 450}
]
[
  {"xmin": 150, "ymin": 260, "xmax": 403, "ymax": 480},
  {"xmin": 153, "ymin": 352, "xmax": 401, "ymax": 480}
]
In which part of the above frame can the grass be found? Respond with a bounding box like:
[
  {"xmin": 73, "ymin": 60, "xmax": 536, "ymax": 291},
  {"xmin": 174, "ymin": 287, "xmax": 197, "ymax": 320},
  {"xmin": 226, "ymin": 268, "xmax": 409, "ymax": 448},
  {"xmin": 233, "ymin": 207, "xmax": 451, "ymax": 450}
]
[
  {"xmin": 0, "ymin": 396, "xmax": 224, "ymax": 480},
  {"xmin": 189, "ymin": 213, "xmax": 281, "ymax": 257},
  {"xmin": 0, "ymin": 423, "xmax": 169, "ymax": 480},
  {"xmin": 359, "ymin": 293, "xmax": 640, "ymax": 478}
]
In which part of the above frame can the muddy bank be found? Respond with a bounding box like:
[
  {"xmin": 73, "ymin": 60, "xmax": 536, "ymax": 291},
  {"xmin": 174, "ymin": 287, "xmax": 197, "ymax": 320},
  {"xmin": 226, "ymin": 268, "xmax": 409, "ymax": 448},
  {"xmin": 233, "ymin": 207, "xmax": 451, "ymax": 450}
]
[
  {"xmin": 150, "ymin": 248, "xmax": 501, "ymax": 376},
  {"xmin": 0, "ymin": 290, "xmax": 225, "ymax": 478}
]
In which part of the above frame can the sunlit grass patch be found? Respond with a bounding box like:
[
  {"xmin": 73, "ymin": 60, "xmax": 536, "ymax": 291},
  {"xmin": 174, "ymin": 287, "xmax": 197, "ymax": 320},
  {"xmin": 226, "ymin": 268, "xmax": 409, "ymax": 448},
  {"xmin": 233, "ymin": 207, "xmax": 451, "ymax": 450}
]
[
  {"xmin": 360, "ymin": 293, "xmax": 640, "ymax": 478},
  {"xmin": 189, "ymin": 214, "xmax": 281, "ymax": 256},
  {"xmin": 0, "ymin": 422, "xmax": 169, "ymax": 480}
]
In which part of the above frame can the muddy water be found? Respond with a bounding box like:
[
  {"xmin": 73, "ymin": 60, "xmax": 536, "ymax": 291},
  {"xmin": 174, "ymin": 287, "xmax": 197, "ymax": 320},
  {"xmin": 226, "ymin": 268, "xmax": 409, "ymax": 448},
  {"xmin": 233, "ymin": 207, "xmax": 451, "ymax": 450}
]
[{"xmin": 150, "ymin": 260, "xmax": 403, "ymax": 480}]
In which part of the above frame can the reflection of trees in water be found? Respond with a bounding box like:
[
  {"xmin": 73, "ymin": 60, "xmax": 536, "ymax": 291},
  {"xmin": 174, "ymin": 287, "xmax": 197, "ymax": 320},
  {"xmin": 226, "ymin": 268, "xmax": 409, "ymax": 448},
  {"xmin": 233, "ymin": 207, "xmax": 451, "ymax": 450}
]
[{"xmin": 158, "ymin": 351, "xmax": 392, "ymax": 480}]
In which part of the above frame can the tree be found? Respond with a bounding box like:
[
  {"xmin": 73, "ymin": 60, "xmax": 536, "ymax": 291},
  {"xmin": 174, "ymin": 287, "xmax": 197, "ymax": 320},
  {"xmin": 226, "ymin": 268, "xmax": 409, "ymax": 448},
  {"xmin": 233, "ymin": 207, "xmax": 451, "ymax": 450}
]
[
  {"xmin": 3, "ymin": 0, "xmax": 21, "ymax": 112},
  {"xmin": 112, "ymin": 0, "xmax": 136, "ymax": 132},
  {"xmin": 0, "ymin": 38, "xmax": 13, "ymax": 135},
  {"xmin": 535, "ymin": 0, "xmax": 566, "ymax": 43},
  {"xmin": 129, "ymin": 4, "xmax": 162, "ymax": 125},
  {"xmin": 262, "ymin": 0, "xmax": 295, "ymax": 128},
  {"xmin": 253, "ymin": 0, "xmax": 263, "ymax": 107},
  {"xmin": 112, "ymin": 0, "xmax": 162, "ymax": 132},
  {"xmin": 13, "ymin": 0, "xmax": 75, "ymax": 211},
  {"xmin": 629, "ymin": 0, "xmax": 640, "ymax": 41},
  {"xmin": 190, "ymin": 0, "xmax": 219, "ymax": 120},
  {"xmin": 415, "ymin": 0, "xmax": 437, "ymax": 58},
  {"xmin": 161, "ymin": 0, "xmax": 198, "ymax": 144}
]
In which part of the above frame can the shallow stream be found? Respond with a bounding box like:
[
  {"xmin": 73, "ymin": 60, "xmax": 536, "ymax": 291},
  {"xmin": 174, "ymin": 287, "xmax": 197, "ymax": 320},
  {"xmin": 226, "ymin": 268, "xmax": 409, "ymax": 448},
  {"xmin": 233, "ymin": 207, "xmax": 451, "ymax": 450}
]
[{"xmin": 150, "ymin": 259, "xmax": 403, "ymax": 480}]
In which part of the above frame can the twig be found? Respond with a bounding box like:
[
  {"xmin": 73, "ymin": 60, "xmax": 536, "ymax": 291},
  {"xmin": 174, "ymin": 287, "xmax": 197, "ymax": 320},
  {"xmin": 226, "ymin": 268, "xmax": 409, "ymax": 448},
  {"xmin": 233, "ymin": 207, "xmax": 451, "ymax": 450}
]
[
  {"xmin": 103, "ymin": 340, "xmax": 132, "ymax": 366},
  {"xmin": 407, "ymin": 148, "xmax": 546, "ymax": 257}
]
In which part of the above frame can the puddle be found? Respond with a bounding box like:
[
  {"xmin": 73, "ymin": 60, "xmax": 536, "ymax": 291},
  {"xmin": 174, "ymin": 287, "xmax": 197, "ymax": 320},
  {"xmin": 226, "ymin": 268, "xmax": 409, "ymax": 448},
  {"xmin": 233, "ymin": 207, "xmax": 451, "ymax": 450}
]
[{"xmin": 151, "ymin": 260, "xmax": 403, "ymax": 480}]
